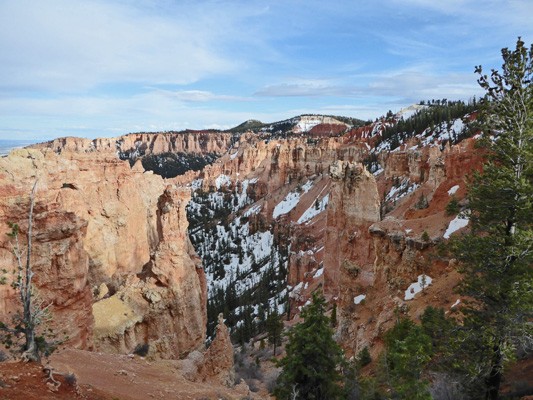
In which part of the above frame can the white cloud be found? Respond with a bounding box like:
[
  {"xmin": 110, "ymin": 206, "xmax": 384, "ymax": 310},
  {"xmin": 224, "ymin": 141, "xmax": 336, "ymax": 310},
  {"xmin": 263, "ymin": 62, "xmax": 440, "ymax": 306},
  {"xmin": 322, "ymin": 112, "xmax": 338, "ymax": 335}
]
[
  {"xmin": 151, "ymin": 89, "xmax": 260, "ymax": 103},
  {"xmin": 0, "ymin": 90, "xmax": 288, "ymax": 140},
  {"xmin": 1, "ymin": 0, "xmax": 532, "ymax": 141},
  {"xmin": 0, "ymin": 0, "xmax": 263, "ymax": 93},
  {"xmin": 254, "ymin": 70, "xmax": 481, "ymax": 103}
]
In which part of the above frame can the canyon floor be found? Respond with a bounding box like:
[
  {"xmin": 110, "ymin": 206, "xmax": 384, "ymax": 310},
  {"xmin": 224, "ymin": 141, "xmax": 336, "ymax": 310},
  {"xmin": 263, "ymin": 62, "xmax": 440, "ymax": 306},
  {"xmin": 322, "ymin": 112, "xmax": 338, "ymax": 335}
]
[{"xmin": 0, "ymin": 349, "xmax": 263, "ymax": 400}]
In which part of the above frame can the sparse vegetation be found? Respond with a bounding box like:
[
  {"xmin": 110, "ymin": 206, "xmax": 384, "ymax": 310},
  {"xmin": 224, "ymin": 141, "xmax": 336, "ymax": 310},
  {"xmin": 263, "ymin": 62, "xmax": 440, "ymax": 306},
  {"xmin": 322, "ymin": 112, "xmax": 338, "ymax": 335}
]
[
  {"xmin": 133, "ymin": 343, "xmax": 149, "ymax": 357},
  {"xmin": 357, "ymin": 346, "xmax": 372, "ymax": 368}
]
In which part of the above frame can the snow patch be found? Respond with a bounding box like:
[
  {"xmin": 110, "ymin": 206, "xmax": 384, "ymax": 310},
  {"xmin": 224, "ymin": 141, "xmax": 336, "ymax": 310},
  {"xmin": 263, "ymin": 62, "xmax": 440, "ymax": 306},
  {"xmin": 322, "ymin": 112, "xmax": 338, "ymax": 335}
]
[
  {"xmin": 404, "ymin": 274, "xmax": 433, "ymax": 301},
  {"xmin": 215, "ymin": 174, "xmax": 231, "ymax": 189},
  {"xmin": 297, "ymin": 194, "xmax": 329, "ymax": 224},
  {"xmin": 443, "ymin": 216, "xmax": 469, "ymax": 239},
  {"xmin": 313, "ymin": 268, "xmax": 324, "ymax": 279},
  {"xmin": 451, "ymin": 299, "xmax": 461, "ymax": 308},
  {"xmin": 244, "ymin": 203, "xmax": 262, "ymax": 217},
  {"xmin": 448, "ymin": 185, "xmax": 460, "ymax": 196},
  {"xmin": 273, "ymin": 180, "xmax": 314, "ymax": 219},
  {"xmin": 353, "ymin": 295, "xmax": 366, "ymax": 305}
]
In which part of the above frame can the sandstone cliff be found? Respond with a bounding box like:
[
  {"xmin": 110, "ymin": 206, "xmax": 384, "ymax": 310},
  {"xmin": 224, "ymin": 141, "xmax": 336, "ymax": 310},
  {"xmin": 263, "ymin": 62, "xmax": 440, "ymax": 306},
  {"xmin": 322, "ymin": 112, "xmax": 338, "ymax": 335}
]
[{"xmin": 0, "ymin": 148, "xmax": 206, "ymax": 358}]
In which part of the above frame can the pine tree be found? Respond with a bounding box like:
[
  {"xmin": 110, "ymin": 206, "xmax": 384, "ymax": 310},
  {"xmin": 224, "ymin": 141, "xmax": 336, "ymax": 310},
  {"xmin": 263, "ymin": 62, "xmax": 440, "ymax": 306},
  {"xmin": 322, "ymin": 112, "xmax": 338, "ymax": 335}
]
[
  {"xmin": 447, "ymin": 38, "xmax": 533, "ymax": 400},
  {"xmin": 445, "ymin": 194, "xmax": 460, "ymax": 215},
  {"xmin": 357, "ymin": 346, "xmax": 372, "ymax": 368},
  {"xmin": 330, "ymin": 302, "xmax": 337, "ymax": 327},
  {"xmin": 266, "ymin": 309, "xmax": 284, "ymax": 357},
  {"xmin": 274, "ymin": 292, "xmax": 345, "ymax": 400}
]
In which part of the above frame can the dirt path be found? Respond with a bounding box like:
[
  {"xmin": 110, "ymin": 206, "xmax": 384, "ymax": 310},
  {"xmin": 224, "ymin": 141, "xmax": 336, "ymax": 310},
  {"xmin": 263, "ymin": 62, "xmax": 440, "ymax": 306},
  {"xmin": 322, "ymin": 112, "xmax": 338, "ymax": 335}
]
[{"xmin": 48, "ymin": 348, "xmax": 256, "ymax": 399}]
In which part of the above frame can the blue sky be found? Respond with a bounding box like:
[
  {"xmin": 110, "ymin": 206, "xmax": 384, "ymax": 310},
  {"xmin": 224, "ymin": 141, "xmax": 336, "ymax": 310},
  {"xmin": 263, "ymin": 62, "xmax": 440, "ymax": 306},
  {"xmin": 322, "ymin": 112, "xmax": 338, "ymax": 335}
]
[{"xmin": 1, "ymin": 0, "xmax": 532, "ymax": 141}]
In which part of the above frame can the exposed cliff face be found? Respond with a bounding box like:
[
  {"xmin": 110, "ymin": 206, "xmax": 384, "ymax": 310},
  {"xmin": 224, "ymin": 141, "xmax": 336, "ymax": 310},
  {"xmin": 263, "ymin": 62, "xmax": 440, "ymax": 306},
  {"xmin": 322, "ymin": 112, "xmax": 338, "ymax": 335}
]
[
  {"xmin": 324, "ymin": 161, "xmax": 380, "ymax": 299},
  {"xmin": 0, "ymin": 148, "xmax": 206, "ymax": 358},
  {"xmin": 330, "ymin": 137, "xmax": 482, "ymax": 357},
  {"xmin": 199, "ymin": 314, "xmax": 235, "ymax": 387},
  {"xmin": 0, "ymin": 149, "xmax": 94, "ymax": 349},
  {"xmin": 30, "ymin": 131, "xmax": 234, "ymax": 157}
]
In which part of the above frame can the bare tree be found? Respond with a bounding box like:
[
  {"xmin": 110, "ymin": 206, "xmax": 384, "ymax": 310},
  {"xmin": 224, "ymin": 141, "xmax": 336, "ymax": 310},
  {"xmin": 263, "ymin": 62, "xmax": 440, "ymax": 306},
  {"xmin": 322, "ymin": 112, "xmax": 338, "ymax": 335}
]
[{"xmin": 0, "ymin": 177, "xmax": 56, "ymax": 363}]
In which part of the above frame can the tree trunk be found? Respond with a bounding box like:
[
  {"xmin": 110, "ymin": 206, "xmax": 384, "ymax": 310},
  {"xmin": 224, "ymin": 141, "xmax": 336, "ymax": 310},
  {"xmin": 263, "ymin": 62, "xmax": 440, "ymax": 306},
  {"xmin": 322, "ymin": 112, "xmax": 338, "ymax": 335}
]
[
  {"xmin": 22, "ymin": 326, "xmax": 40, "ymax": 363},
  {"xmin": 485, "ymin": 346, "xmax": 503, "ymax": 400}
]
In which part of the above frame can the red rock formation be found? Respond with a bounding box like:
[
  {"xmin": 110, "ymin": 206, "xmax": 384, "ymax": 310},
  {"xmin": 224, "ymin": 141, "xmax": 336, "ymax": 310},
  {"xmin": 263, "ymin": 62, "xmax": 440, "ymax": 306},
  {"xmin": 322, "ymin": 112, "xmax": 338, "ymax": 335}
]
[
  {"xmin": 0, "ymin": 148, "xmax": 207, "ymax": 358},
  {"xmin": 199, "ymin": 313, "xmax": 235, "ymax": 387}
]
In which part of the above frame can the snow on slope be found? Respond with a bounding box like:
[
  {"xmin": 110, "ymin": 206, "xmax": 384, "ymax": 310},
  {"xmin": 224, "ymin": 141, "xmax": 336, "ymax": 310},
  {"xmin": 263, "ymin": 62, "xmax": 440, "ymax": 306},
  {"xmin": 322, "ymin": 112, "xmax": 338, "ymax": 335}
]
[
  {"xmin": 396, "ymin": 104, "xmax": 427, "ymax": 120},
  {"xmin": 297, "ymin": 194, "xmax": 329, "ymax": 224},
  {"xmin": 405, "ymin": 274, "xmax": 433, "ymax": 301},
  {"xmin": 273, "ymin": 180, "xmax": 314, "ymax": 218},
  {"xmin": 443, "ymin": 215, "xmax": 469, "ymax": 239}
]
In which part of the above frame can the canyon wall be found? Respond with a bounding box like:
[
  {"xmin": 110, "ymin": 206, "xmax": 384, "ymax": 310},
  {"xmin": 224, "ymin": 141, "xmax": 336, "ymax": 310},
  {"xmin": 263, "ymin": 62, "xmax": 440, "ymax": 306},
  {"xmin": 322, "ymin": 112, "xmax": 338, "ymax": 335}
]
[{"xmin": 0, "ymin": 148, "xmax": 206, "ymax": 358}]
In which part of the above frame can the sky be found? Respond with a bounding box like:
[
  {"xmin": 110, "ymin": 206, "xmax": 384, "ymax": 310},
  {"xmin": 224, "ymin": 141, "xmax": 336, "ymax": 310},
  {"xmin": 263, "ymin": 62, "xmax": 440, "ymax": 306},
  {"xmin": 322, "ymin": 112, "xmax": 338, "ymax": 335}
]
[{"xmin": 1, "ymin": 0, "xmax": 532, "ymax": 142}]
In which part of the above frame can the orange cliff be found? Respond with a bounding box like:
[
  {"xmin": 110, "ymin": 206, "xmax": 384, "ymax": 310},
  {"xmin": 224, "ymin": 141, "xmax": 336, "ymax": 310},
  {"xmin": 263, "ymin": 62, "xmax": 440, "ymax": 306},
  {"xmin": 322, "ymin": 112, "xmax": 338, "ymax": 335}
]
[
  {"xmin": 29, "ymin": 130, "xmax": 235, "ymax": 156},
  {"xmin": 0, "ymin": 148, "xmax": 206, "ymax": 358}
]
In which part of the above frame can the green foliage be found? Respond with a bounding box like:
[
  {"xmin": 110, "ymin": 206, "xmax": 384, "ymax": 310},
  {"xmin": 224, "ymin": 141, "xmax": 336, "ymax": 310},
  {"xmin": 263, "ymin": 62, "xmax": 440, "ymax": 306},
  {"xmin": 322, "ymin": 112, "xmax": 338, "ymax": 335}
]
[
  {"xmin": 274, "ymin": 292, "xmax": 345, "ymax": 400},
  {"xmin": 415, "ymin": 193, "xmax": 429, "ymax": 210},
  {"xmin": 357, "ymin": 346, "xmax": 372, "ymax": 368},
  {"xmin": 421, "ymin": 231, "xmax": 430, "ymax": 242},
  {"xmin": 446, "ymin": 38, "xmax": 533, "ymax": 400},
  {"xmin": 357, "ymin": 307, "xmax": 455, "ymax": 399},
  {"xmin": 420, "ymin": 306, "xmax": 454, "ymax": 352},
  {"xmin": 137, "ymin": 151, "xmax": 219, "ymax": 178},
  {"xmin": 385, "ymin": 325, "xmax": 434, "ymax": 399},
  {"xmin": 330, "ymin": 302, "xmax": 337, "ymax": 327},
  {"xmin": 445, "ymin": 194, "xmax": 460, "ymax": 215},
  {"xmin": 375, "ymin": 99, "xmax": 477, "ymax": 150}
]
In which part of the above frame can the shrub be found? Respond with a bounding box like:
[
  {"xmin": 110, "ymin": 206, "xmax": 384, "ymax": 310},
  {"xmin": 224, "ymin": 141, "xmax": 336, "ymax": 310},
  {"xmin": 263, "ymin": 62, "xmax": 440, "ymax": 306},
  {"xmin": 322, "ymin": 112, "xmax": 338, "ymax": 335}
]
[
  {"xmin": 357, "ymin": 346, "xmax": 372, "ymax": 368},
  {"xmin": 133, "ymin": 343, "xmax": 150, "ymax": 356},
  {"xmin": 446, "ymin": 194, "xmax": 460, "ymax": 215}
]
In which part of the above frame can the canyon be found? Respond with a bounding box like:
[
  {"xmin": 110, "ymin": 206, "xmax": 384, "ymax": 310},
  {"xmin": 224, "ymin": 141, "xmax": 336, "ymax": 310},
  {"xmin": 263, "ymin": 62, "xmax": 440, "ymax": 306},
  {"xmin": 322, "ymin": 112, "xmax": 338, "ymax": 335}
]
[{"xmin": 0, "ymin": 108, "xmax": 487, "ymax": 397}]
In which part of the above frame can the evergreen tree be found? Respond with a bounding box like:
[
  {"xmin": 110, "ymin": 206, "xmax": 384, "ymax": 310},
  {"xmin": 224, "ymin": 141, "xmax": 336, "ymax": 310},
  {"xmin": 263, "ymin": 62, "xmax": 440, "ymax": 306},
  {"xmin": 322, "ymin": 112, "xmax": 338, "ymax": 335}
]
[
  {"xmin": 330, "ymin": 302, "xmax": 337, "ymax": 327},
  {"xmin": 274, "ymin": 292, "xmax": 345, "ymax": 400},
  {"xmin": 266, "ymin": 309, "xmax": 284, "ymax": 357},
  {"xmin": 357, "ymin": 346, "xmax": 372, "ymax": 368},
  {"xmin": 445, "ymin": 194, "xmax": 460, "ymax": 215},
  {"xmin": 386, "ymin": 325, "xmax": 433, "ymax": 399},
  {"xmin": 447, "ymin": 38, "xmax": 533, "ymax": 400}
]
